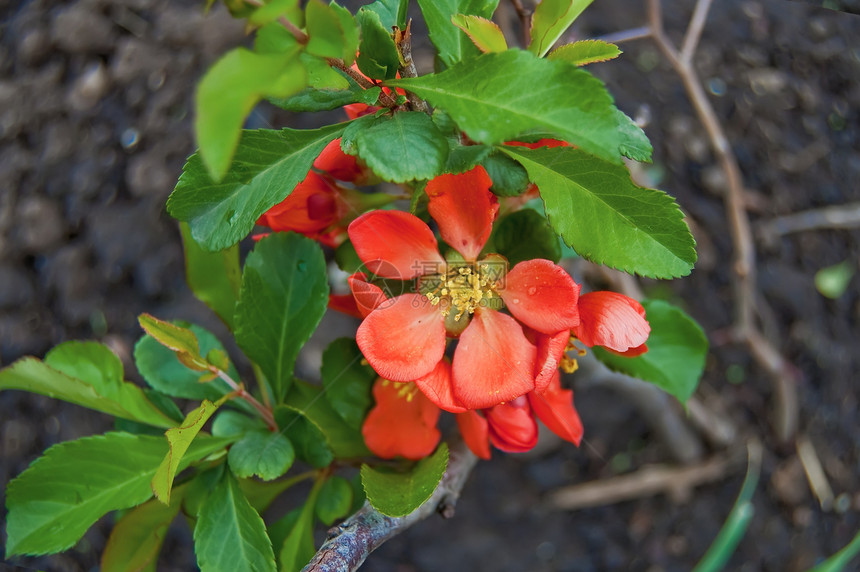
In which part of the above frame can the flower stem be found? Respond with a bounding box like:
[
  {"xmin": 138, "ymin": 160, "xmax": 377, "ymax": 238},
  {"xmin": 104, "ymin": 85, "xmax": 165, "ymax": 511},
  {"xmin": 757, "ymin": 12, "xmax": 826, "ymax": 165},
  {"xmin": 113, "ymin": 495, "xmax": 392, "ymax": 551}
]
[{"xmin": 215, "ymin": 369, "xmax": 278, "ymax": 431}]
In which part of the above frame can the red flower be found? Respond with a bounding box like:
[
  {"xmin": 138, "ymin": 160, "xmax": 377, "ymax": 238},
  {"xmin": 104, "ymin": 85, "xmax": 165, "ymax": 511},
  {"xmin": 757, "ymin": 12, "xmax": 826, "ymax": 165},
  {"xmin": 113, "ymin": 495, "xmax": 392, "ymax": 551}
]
[
  {"xmin": 348, "ymin": 166, "xmax": 582, "ymax": 410},
  {"xmin": 314, "ymin": 138, "xmax": 370, "ymax": 185},
  {"xmin": 362, "ymin": 378, "xmax": 441, "ymax": 460}
]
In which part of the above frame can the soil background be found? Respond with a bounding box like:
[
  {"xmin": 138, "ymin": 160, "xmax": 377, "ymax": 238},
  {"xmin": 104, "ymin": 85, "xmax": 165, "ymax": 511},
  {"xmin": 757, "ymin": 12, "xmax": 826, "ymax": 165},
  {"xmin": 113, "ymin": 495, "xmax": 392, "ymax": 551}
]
[{"xmin": 1, "ymin": 0, "xmax": 859, "ymax": 571}]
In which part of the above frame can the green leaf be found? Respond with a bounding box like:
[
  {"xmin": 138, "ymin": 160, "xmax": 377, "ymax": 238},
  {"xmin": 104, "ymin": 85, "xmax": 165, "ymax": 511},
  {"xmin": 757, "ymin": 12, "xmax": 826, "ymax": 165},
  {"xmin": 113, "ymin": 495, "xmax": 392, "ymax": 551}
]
[
  {"xmin": 101, "ymin": 484, "xmax": 188, "ymax": 572},
  {"xmin": 815, "ymin": 260, "xmax": 855, "ymax": 299},
  {"xmin": 195, "ymin": 47, "xmax": 306, "ymax": 181},
  {"xmin": 365, "ymin": 0, "xmax": 409, "ymax": 29},
  {"xmin": 334, "ymin": 238, "xmax": 364, "ymax": 275},
  {"xmin": 315, "ymin": 476, "xmax": 354, "ymax": 525},
  {"xmin": 481, "ymin": 150, "xmax": 530, "ymax": 196},
  {"xmin": 234, "ymin": 233, "xmax": 329, "ymax": 401},
  {"xmin": 152, "ymin": 399, "xmax": 226, "ymax": 504},
  {"xmin": 134, "ymin": 322, "xmax": 235, "ymax": 402},
  {"xmin": 547, "ymin": 39, "xmax": 621, "ymax": 66},
  {"xmin": 270, "ymin": 56, "xmax": 382, "ymax": 112},
  {"xmin": 415, "ymin": 0, "xmax": 499, "ymax": 66},
  {"xmin": 356, "ymin": 8, "xmax": 401, "ymax": 80},
  {"xmin": 343, "ymin": 112, "xmax": 448, "ymax": 183},
  {"xmin": 239, "ymin": 473, "xmax": 310, "ymax": 514},
  {"xmin": 492, "ymin": 209, "xmax": 561, "ymax": 266},
  {"xmin": 306, "ymin": 0, "xmax": 360, "ymax": 64},
  {"xmin": 808, "ymin": 529, "xmax": 860, "ymax": 572},
  {"xmin": 5, "ymin": 432, "xmax": 229, "ymax": 556},
  {"xmin": 180, "ymin": 223, "xmax": 240, "ymax": 329},
  {"xmin": 249, "ymin": 0, "xmax": 302, "ymax": 28},
  {"xmin": 451, "ymin": 14, "xmax": 507, "ymax": 53},
  {"xmin": 194, "ymin": 470, "xmax": 276, "ymax": 572},
  {"xmin": 213, "ymin": 410, "xmax": 267, "ymax": 437},
  {"xmin": 502, "ymin": 146, "xmax": 695, "ymax": 278},
  {"xmin": 256, "ymin": 21, "xmax": 301, "ymax": 54},
  {"xmin": 285, "ymin": 380, "xmax": 371, "ymax": 459},
  {"xmin": 228, "ymin": 429, "xmax": 295, "ymax": 481},
  {"xmin": 387, "ymin": 50, "xmax": 650, "ymax": 163},
  {"xmin": 527, "ymin": 0, "xmax": 595, "ymax": 57},
  {"xmin": 167, "ymin": 123, "xmax": 346, "ymax": 251},
  {"xmin": 361, "ymin": 442, "xmax": 448, "ymax": 517},
  {"xmin": 446, "ymin": 142, "xmax": 492, "ymax": 174},
  {"xmin": 274, "ymin": 405, "xmax": 334, "ymax": 468},
  {"xmin": 0, "ymin": 343, "xmax": 176, "ymax": 428},
  {"xmin": 321, "ymin": 338, "xmax": 376, "ymax": 429},
  {"xmin": 278, "ymin": 481, "xmax": 322, "ymax": 572},
  {"xmin": 138, "ymin": 314, "xmax": 208, "ymax": 370},
  {"xmin": 593, "ymin": 300, "xmax": 707, "ymax": 403}
]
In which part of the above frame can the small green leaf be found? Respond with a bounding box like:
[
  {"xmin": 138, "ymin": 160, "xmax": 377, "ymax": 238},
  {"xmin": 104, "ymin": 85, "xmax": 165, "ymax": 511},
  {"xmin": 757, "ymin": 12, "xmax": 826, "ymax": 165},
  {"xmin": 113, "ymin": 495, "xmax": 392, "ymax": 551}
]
[
  {"xmin": 415, "ymin": 0, "xmax": 500, "ymax": 66},
  {"xmin": 451, "ymin": 14, "xmax": 507, "ymax": 53},
  {"xmin": 548, "ymin": 39, "xmax": 622, "ymax": 66},
  {"xmin": 387, "ymin": 50, "xmax": 650, "ymax": 163},
  {"xmin": 274, "ymin": 405, "xmax": 335, "ymax": 468},
  {"xmin": 138, "ymin": 314, "xmax": 208, "ymax": 370},
  {"xmin": 180, "ymin": 223, "xmax": 240, "ymax": 329},
  {"xmin": 364, "ymin": 0, "xmax": 409, "ymax": 29},
  {"xmin": 239, "ymin": 473, "xmax": 309, "ymax": 514},
  {"xmin": 321, "ymin": 338, "xmax": 377, "ymax": 429},
  {"xmin": 502, "ymin": 145, "xmax": 696, "ymax": 278},
  {"xmin": 234, "ymin": 233, "xmax": 329, "ymax": 401},
  {"xmin": 228, "ymin": 429, "xmax": 295, "ymax": 481},
  {"xmin": 152, "ymin": 399, "xmax": 226, "ymax": 504},
  {"xmin": 356, "ymin": 7, "xmax": 401, "ymax": 80},
  {"xmin": 528, "ymin": 0, "xmax": 595, "ymax": 57},
  {"xmin": 334, "ymin": 239, "xmax": 364, "ymax": 275},
  {"xmin": 306, "ymin": 0, "xmax": 360, "ymax": 64},
  {"xmin": 0, "ymin": 343, "xmax": 176, "ymax": 428},
  {"xmin": 167, "ymin": 124, "xmax": 346, "ymax": 251},
  {"xmin": 361, "ymin": 442, "xmax": 448, "ymax": 517},
  {"xmin": 808, "ymin": 529, "xmax": 860, "ymax": 572},
  {"xmin": 446, "ymin": 142, "xmax": 492, "ymax": 174},
  {"xmin": 815, "ymin": 260, "xmax": 854, "ymax": 299},
  {"xmin": 593, "ymin": 300, "xmax": 708, "ymax": 403},
  {"xmin": 492, "ymin": 209, "xmax": 562, "ymax": 266},
  {"xmin": 213, "ymin": 410, "xmax": 267, "ymax": 438},
  {"xmin": 285, "ymin": 380, "xmax": 371, "ymax": 459},
  {"xmin": 277, "ymin": 486, "xmax": 320, "ymax": 572},
  {"xmin": 195, "ymin": 47, "xmax": 306, "ymax": 180},
  {"xmin": 249, "ymin": 0, "xmax": 302, "ymax": 28},
  {"xmin": 194, "ymin": 470, "xmax": 276, "ymax": 572},
  {"xmin": 343, "ymin": 111, "xmax": 449, "ymax": 183},
  {"xmin": 101, "ymin": 484, "xmax": 187, "ymax": 572},
  {"xmin": 481, "ymin": 150, "xmax": 530, "ymax": 196},
  {"xmin": 255, "ymin": 21, "xmax": 301, "ymax": 54},
  {"xmin": 5, "ymin": 432, "xmax": 228, "ymax": 556},
  {"xmin": 315, "ymin": 476, "xmax": 354, "ymax": 525}
]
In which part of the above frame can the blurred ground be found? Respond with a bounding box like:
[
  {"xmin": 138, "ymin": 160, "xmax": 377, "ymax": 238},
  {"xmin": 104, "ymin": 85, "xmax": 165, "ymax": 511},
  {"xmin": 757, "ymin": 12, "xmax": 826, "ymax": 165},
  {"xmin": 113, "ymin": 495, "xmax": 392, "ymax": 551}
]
[{"xmin": 1, "ymin": 0, "xmax": 859, "ymax": 570}]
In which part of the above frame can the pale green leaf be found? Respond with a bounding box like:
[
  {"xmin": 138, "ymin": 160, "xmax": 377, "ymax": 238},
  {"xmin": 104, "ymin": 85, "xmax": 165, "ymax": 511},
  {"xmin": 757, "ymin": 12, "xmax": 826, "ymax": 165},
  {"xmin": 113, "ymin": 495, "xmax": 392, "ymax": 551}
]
[
  {"xmin": 180, "ymin": 222, "xmax": 240, "ymax": 329},
  {"xmin": 167, "ymin": 124, "xmax": 346, "ymax": 251},
  {"xmin": 815, "ymin": 260, "xmax": 855, "ymax": 299},
  {"xmin": 364, "ymin": 0, "xmax": 409, "ymax": 29},
  {"xmin": 361, "ymin": 443, "xmax": 448, "ymax": 517},
  {"xmin": 138, "ymin": 314, "xmax": 208, "ymax": 370},
  {"xmin": 528, "ymin": 0, "xmax": 595, "ymax": 57},
  {"xmin": 502, "ymin": 145, "xmax": 695, "ymax": 278},
  {"xmin": 547, "ymin": 39, "xmax": 622, "ymax": 66},
  {"xmin": 451, "ymin": 14, "xmax": 507, "ymax": 53},
  {"xmin": 356, "ymin": 8, "xmax": 401, "ymax": 80},
  {"xmin": 306, "ymin": 0, "xmax": 359, "ymax": 65},
  {"xmin": 228, "ymin": 430, "xmax": 295, "ymax": 481},
  {"xmin": 415, "ymin": 0, "xmax": 499, "ymax": 66},
  {"xmin": 315, "ymin": 476, "xmax": 353, "ymax": 525},
  {"xmin": 249, "ymin": 0, "xmax": 302, "ymax": 28}
]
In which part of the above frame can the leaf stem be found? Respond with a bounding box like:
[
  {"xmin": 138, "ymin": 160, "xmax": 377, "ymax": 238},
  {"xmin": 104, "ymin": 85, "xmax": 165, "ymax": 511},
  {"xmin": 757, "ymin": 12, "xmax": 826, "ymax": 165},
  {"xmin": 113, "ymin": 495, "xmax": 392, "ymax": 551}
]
[
  {"xmin": 326, "ymin": 59, "xmax": 398, "ymax": 108},
  {"xmin": 396, "ymin": 20, "xmax": 429, "ymax": 113},
  {"xmin": 215, "ymin": 368, "xmax": 278, "ymax": 431}
]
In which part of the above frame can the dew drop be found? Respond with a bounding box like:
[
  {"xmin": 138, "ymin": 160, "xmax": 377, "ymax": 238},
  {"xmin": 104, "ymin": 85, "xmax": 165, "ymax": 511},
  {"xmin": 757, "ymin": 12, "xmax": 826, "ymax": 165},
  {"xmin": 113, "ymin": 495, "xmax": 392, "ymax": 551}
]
[
  {"xmin": 224, "ymin": 209, "xmax": 236, "ymax": 224},
  {"xmin": 512, "ymin": 298, "xmax": 520, "ymax": 304},
  {"xmin": 297, "ymin": 260, "xmax": 307, "ymax": 272},
  {"xmin": 527, "ymin": 287, "xmax": 537, "ymax": 296}
]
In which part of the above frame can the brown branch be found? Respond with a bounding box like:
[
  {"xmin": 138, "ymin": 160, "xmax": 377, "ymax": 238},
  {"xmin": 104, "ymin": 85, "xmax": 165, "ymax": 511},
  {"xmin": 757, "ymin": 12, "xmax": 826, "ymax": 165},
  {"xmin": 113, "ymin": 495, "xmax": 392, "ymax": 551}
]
[
  {"xmin": 395, "ymin": 20, "xmax": 429, "ymax": 113},
  {"xmin": 302, "ymin": 438, "xmax": 478, "ymax": 572},
  {"xmin": 758, "ymin": 201, "xmax": 860, "ymax": 239},
  {"xmin": 509, "ymin": 0, "xmax": 533, "ymax": 47},
  {"xmin": 326, "ymin": 59, "xmax": 398, "ymax": 108},
  {"xmin": 680, "ymin": 0, "xmax": 714, "ymax": 63}
]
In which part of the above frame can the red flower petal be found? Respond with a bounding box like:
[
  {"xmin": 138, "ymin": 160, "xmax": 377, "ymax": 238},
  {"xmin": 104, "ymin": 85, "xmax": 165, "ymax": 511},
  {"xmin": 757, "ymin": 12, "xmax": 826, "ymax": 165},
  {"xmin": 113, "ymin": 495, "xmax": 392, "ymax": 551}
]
[
  {"xmin": 456, "ymin": 410, "xmax": 491, "ymax": 460},
  {"xmin": 348, "ymin": 211, "xmax": 444, "ymax": 280},
  {"xmin": 505, "ymin": 139, "xmax": 569, "ymax": 149},
  {"xmin": 528, "ymin": 371, "xmax": 583, "ymax": 445},
  {"xmin": 501, "ymin": 259, "xmax": 581, "ymax": 334},
  {"xmin": 426, "ymin": 166, "xmax": 498, "ymax": 261},
  {"xmin": 485, "ymin": 396, "xmax": 539, "ymax": 453},
  {"xmin": 348, "ymin": 272, "xmax": 387, "ymax": 318},
  {"xmin": 260, "ymin": 171, "xmax": 339, "ymax": 234},
  {"xmin": 314, "ymin": 138, "xmax": 365, "ymax": 183},
  {"xmin": 451, "ymin": 308, "xmax": 536, "ymax": 409},
  {"xmin": 534, "ymin": 329, "xmax": 570, "ymax": 393},
  {"xmin": 414, "ymin": 359, "xmax": 467, "ymax": 413},
  {"xmin": 572, "ymin": 291, "xmax": 650, "ymax": 352},
  {"xmin": 362, "ymin": 379, "xmax": 441, "ymax": 460},
  {"xmin": 328, "ymin": 294, "xmax": 361, "ymax": 318},
  {"xmin": 356, "ymin": 293, "xmax": 445, "ymax": 382}
]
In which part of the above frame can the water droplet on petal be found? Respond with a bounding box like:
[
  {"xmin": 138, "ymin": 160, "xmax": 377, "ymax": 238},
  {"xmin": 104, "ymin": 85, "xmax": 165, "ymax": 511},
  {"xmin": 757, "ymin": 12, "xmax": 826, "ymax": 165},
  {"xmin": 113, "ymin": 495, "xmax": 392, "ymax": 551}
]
[
  {"xmin": 512, "ymin": 298, "xmax": 520, "ymax": 304},
  {"xmin": 527, "ymin": 287, "xmax": 537, "ymax": 296}
]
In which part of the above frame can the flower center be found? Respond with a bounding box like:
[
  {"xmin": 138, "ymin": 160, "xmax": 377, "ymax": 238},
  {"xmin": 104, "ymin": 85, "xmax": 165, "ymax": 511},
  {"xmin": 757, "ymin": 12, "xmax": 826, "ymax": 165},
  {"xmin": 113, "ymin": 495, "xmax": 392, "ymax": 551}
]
[
  {"xmin": 559, "ymin": 336, "xmax": 587, "ymax": 374},
  {"xmin": 382, "ymin": 379, "xmax": 420, "ymax": 402},
  {"xmin": 423, "ymin": 261, "xmax": 503, "ymax": 321}
]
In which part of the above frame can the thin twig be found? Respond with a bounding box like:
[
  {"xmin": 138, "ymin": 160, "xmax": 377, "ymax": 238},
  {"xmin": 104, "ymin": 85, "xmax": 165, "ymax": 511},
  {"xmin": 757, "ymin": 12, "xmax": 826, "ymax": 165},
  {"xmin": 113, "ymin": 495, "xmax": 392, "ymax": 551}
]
[
  {"xmin": 681, "ymin": 0, "xmax": 713, "ymax": 63},
  {"xmin": 302, "ymin": 438, "xmax": 478, "ymax": 572},
  {"xmin": 596, "ymin": 26, "xmax": 652, "ymax": 44},
  {"xmin": 509, "ymin": 0, "xmax": 533, "ymax": 47},
  {"xmin": 758, "ymin": 202, "xmax": 860, "ymax": 238},
  {"xmin": 215, "ymin": 369, "xmax": 277, "ymax": 431},
  {"xmin": 796, "ymin": 435, "xmax": 835, "ymax": 511},
  {"xmin": 326, "ymin": 58, "xmax": 398, "ymax": 108},
  {"xmin": 396, "ymin": 20, "xmax": 429, "ymax": 113}
]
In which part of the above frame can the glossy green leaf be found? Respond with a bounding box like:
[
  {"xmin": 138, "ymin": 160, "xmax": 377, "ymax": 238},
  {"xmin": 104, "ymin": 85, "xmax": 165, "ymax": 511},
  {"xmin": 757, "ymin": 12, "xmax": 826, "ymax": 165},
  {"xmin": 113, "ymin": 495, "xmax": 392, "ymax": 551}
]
[
  {"xmin": 343, "ymin": 112, "xmax": 449, "ymax": 182},
  {"xmin": 5, "ymin": 432, "xmax": 228, "ymax": 556},
  {"xmin": 446, "ymin": 142, "xmax": 492, "ymax": 174},
  {"xmin": 249, "ymin": 0, "xmax": 302, "ymax": 28},
  {"xmin": 594, "ymin": 300, "xmax": 707, "ymax": 403},
  {"xmin": 321, "ymin": 338, "xmax": 377, "ymax": 429},
  {"xmin": 152, "ymin": 398, "xmax": 225, "ymax": 504},
  {"xmin": 356, "ymin": 8, "xmax": 401, "ymax": 80},
  {"xmin": 315, "ymin": 476, "xmax": 354, "ymax": 525},
  {"xmin": 138, "ymin": 314, "xmax": 209, "ymax": 370},
  {"xmin": 481, "ymin": 150, "xmax": 530, "ymax": 196},
  {"xmin": 361, "ymin": 442, "xmax": 448, "ymax": 517},
  {"xmin": 180, "ymin": 223, "xmax": 240, "ymax": 329},
  {"xmin": 0, "ymin": 343, "xmax": 176, "ymax": 428},
  {"xmin": 808, "ymin": 529, "xmax": 860, "ymax": 572},
  {"xmin": 451, "ymin": 14, "xmax": 507, "ymax": 53},
  {"xmin": 278, "ymin": 481, "xmax": 322, "ymax": 572},
  {"xmin": 365, "ymin": 0, "xmax": 409, "ymax": 29},
  {"xmin": 502, "ymin": 146, "xmax": 695, "ymax": 278},
  {"xmin": 256, "ymin": 21, "xmax": 301, "ymax": 54},
  {"xmin": 134, "ymin": 323, "xmax": 235, "ymax": 402},
  {"xmin": 228, "ymin": 429, "xmax": 295, "ymax": 481},
  {"xmin": 528, "ymin": 0, "xmax": 594, "ymax": 57},
  {"xmin": 194, "ymin": 470, "xmax": 276, "ymax": 572},
  {"xmin": 285, "ymin": 380, "xmax": 371, "ymax": 459},
  {"xmin": 270, "ymin": 57, "xmax": 382, "ymax": 112},
  {"xmin": 492, "ymin": 209, "xmax": 561, "ymax": 266},
  {"xmin": 306, "ymin": 0, "xmax": 359, "ymax": 64},
  {"xmin": 168, "ymin": 123, "xmax": 346, "ymax": 251},
  {"xmin": 274, "ymin": 405, "xmax": 334, "ymax": 468},
  {"xmin": 195, "ymin": 47, "xmax": 306, "ymax": 181},
  {"xmin": 548, "ymin": 39, "xmax": 622, "ymax": 66},
  {"xmin": 234, "ymin": 233, "xmax": 329, "ymax": 401},
  {"xmin": 387, "ymin": 50, "xmax": 650, "ymax": 163},
  {"xmin": 101, "ymin": 484, "xmax": 188, "ymax": 572},
  {"xmin": 213, "ymin": 410, "xmax": 267, "ymax": 437},
  {"xmin": 415, "ymin": 0, "xmax": 499, "ymax": 66}
]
